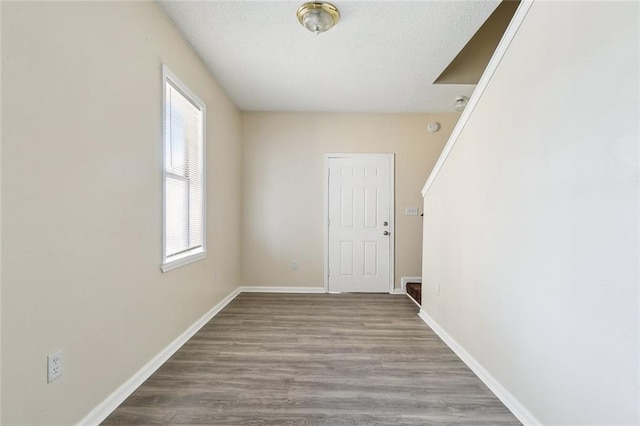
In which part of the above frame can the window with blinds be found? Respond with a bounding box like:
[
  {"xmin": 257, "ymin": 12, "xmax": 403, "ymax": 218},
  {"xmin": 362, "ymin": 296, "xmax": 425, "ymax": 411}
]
[{"xmin": 162, "ymin": 66, "xmax": 206, "ymax": 272}]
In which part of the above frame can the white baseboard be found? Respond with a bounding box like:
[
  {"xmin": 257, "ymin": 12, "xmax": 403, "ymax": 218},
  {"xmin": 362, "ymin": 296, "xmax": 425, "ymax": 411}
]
[
  {"xmin": 238, "ymin": 286, "xmax": 325, "ymax": 293},
  {"xmin": 406, "ymin": 293, "xmax": 421, "ymax": 308},
  {"xmin": 77, "ymin": 287, "xmax": 241, "ymax": 426},
  {"xmin": 400, "ymin": 276, "xmax": 421, "ymax": 294},
  {"xmin": 418, "ymin": 309, "xmax": 540, "ymax": 426}
]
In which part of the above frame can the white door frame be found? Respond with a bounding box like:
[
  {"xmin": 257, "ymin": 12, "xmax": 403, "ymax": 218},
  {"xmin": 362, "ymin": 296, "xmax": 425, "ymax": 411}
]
[{"xmin": 323, "ymin": 153, "xmax": 395, "ymax": 293}]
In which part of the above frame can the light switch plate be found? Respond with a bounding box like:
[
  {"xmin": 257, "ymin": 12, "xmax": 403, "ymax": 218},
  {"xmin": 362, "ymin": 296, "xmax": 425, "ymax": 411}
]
[{"xmin": 405, "ymin": 206, "xmax": 419, "ymax": 216}]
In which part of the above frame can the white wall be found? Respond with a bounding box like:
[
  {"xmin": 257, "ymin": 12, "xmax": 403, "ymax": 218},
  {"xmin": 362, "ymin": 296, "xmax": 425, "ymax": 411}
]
[
  {"xmin": 242, "ymin": 113, "xmax": 457, "ymax": 289},
  {"xmin": 422, "ymin": 1, "xmax": 639, "ymax": 424},
  {"xmin": 1, "ymin": 2, "xmax": 241, "ymax": 424}
]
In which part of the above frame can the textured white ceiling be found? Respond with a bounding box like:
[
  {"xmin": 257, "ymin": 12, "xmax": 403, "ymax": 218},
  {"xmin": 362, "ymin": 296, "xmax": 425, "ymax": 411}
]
[{"xmin": 159, "ymin": 1, "xmax": 500, "ymax": 113}]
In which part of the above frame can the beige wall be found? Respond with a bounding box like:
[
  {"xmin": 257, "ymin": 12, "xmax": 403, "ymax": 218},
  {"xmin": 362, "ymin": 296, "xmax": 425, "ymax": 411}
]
[
  {"xmin": 242, "ymin": 113, "xmax": 457, "ymax": 289},
  {"xmin": 1, "ymin": 2, "xmax": 241, "ymax": 424},
  {"xmin": 422, "ymin": 1, "xmax": 638, "ymax": 424}
]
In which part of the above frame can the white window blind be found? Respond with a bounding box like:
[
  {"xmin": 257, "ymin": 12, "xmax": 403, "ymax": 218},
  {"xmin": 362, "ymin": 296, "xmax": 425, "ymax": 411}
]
[{"xmin": 162, "ymin": 66, "xmax": 206, "ymax": 272}]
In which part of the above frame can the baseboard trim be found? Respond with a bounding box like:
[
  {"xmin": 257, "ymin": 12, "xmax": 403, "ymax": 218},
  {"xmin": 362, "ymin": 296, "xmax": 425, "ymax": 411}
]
[
  {"xmin": 406, "ymin": 293, "xmax": 421, "ymax": 308},
  {"xmin": 77, "ymin": 287, "xmax": 241, "ymax": 426},
  {"xmin": 238, "ymin": 286, "xmax": 325, "ymax": 293},
  {"xmin": 418, "ymin": 309, "xmax": 540, "ymax": 426}
]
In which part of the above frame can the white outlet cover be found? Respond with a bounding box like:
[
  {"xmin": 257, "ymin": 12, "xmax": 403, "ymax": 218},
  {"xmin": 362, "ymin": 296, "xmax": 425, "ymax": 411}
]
[{"xmin": 47, "ymin": 351, "xmax": 63, "ymax": 383}]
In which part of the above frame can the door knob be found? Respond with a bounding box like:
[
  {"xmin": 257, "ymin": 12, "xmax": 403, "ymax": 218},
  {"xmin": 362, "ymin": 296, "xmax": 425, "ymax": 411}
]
[
  {"xmin": 383, "ymin": 231, "xmax": 390, "ymax": 236},
  {"xmin": 383, "ymin": 221, "xmax": 388, "ymax": 226}
]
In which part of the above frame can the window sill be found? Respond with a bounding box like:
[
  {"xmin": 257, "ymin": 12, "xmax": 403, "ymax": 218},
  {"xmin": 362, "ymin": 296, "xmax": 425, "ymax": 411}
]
[{"xmin": 161, "ymin": 250, "xmax": 206, "ymax": 272}]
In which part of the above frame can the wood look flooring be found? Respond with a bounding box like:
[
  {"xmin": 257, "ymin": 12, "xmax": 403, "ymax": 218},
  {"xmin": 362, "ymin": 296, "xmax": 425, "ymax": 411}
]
[{"xmin": 102, "ymin": 293, "xmax": 520, "ymax": 425}]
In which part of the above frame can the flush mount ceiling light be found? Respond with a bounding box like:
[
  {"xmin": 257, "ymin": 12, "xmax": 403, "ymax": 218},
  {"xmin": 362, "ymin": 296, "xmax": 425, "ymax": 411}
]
[
  {"xmin": 297, "ymin": 2, "xmax": 340, "ymax": 35},
  {"xmin": 454, "ymin": 96, "xmax": 470, "ymax": 113}
]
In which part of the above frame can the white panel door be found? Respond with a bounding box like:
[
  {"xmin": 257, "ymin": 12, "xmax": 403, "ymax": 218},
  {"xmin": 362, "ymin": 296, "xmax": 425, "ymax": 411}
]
[{"xmin": 327, "ymin": 155, "xmax": 392, "ymax": 292}]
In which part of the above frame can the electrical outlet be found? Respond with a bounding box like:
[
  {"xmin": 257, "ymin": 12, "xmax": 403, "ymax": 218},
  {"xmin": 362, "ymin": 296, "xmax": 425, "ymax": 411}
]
[
  {"xmin": 47, "ymin": 351, "xmax": 63, "ymax": 383},
  {"xmin": 291, "ymin": 261, "xmax": 299, "ymax": 270}
]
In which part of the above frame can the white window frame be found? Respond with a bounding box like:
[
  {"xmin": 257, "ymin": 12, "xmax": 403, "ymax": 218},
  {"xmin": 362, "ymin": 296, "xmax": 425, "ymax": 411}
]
[{"xmin": 161, "ymin": 65, "xmax": 207, "ymax": 272}]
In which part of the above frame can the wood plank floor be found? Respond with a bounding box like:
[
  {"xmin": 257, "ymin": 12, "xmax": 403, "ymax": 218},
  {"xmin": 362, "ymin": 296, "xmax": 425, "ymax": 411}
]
[{"xmin": 102, "ymin": 293, "xmax": 520, "ymax": 425}]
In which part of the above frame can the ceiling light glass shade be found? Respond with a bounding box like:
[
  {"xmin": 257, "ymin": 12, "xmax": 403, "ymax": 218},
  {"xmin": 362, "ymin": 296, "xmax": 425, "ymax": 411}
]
[
  {"xmin": 454, "ymin": 96, "xmax": 470, "ymax": 112},
  {"xmin": 297, "ymin": 2, "xmax": 340, "ymax": 34}
]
